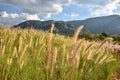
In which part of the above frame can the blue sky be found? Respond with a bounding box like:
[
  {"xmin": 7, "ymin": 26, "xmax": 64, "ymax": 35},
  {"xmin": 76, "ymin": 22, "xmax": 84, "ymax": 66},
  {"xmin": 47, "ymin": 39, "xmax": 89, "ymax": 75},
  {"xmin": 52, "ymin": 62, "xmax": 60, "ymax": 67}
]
[{"xmin": 0, "ymin": 0, "xmax": 120, "ymax": 25}]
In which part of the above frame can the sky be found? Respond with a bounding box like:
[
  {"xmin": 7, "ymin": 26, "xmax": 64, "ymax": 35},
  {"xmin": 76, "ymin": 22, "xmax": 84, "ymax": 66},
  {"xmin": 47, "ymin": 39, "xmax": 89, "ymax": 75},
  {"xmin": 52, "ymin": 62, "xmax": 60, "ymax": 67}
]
[{"xmin": 0, "ymin": 0, "xmax": 120, "ymax": 25}]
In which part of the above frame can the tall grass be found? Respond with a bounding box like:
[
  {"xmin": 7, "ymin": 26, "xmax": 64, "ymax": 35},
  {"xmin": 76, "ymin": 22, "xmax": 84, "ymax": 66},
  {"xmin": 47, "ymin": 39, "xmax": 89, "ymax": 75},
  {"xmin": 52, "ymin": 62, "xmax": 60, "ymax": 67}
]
[{"xmin": 0, "ymin": 26, "xmax": 118, "ymax": 80}]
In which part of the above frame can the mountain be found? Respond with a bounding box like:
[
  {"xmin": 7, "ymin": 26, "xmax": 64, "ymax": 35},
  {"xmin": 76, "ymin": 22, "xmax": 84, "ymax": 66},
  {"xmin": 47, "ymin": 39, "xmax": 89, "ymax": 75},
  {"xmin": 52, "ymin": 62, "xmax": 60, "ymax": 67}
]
[
  {"xmin": 13, "ymin": 15, "xmax": 120, "ymax": 35},
  {"xmin": 67, "ymin": 15, "xmax": 120, "ymax": 35},
  {"xmin": 13, "ymin": 20, "xmax": 75, "ymax": 35}
]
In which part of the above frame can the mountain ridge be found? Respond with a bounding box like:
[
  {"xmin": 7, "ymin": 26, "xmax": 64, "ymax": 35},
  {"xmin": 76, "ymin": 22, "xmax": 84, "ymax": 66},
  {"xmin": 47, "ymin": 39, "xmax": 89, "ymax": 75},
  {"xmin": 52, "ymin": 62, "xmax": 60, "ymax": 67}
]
[{"xmin": 13, "ymin": 15, "xmax": 120, "ymax": 35}]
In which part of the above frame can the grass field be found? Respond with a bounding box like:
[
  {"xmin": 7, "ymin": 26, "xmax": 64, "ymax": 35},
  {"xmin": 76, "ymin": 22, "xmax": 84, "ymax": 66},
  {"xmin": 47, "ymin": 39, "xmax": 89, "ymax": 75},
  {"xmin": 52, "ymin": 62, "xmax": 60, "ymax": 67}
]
[{"xmin": 0, "ymin": 25, "xmax": 119, "ymax": 80}]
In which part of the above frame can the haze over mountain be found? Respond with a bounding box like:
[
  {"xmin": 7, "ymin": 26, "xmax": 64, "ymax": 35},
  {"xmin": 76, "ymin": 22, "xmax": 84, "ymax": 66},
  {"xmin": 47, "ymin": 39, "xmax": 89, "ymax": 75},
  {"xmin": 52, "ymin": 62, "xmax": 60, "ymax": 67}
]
[{"xmin": 14, "ymin": 15, "xmax": 120, "ymax": 35}]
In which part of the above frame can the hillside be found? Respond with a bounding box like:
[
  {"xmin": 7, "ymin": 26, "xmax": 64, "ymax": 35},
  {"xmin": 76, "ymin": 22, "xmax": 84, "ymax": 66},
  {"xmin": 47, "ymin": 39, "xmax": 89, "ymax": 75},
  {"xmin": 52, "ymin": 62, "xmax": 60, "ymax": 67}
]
[{"xmin": 13, "ymin": 15, "xmax": 120, "ymax": 35}]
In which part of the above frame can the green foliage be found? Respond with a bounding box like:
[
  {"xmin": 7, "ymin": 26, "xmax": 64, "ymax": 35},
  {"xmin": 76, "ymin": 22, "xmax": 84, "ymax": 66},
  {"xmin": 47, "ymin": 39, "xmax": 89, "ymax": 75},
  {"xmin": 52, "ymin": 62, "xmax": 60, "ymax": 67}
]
[
  {"xmin": 79, "ymin": 31, "xmax": 120, "ymax": 45},
  {"xmin": 112, "ymin": 35, "xmax": 120, "ymax": 44},
  {"xmin": 0, "ymin": 28, "xmax": 118, "ymax": 80},
  {"xmin": 80, "ymin": 31, "xmax": 94, "ymax": 40}
]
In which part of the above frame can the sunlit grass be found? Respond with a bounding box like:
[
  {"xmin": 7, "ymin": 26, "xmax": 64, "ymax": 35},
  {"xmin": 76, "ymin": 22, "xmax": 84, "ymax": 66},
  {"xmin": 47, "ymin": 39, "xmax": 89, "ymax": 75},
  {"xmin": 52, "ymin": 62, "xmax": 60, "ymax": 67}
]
[{"xmin": 0, "ymin": 26, "xmax": 118, "ymax": 80}]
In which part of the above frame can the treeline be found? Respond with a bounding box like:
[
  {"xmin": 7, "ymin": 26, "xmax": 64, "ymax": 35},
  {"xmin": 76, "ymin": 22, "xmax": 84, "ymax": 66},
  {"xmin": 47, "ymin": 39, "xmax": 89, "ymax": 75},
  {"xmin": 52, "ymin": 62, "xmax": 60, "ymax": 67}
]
[
  {"xmin": 79, "ymin": 31, "xmax": 120, "ymax": 44},
  {"xmin": 67, "ymin": 31, "xmax": 120, "ymax": 44}
]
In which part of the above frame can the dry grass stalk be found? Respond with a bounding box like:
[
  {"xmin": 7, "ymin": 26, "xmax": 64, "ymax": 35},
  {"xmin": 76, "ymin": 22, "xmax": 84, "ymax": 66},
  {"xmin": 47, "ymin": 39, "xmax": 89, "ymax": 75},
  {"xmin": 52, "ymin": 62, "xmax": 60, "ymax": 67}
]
[
  {"xmin": 70, "ymin": 26, "xmax": 84, "ymax": 53},
  {"xmin": 7, "ymin": 58, "xmax": 12, "ymax": 65},
  {"xmin": 20, "ymin": 61, "xmax": 24, "ymax": 70},
  {"xmin": 54, "ymin": 47, "xmax": 57, "ymax": 63},
  {"xmin": 29, "ymin": 37, "xmax": 33, "ymax": 47},
  {"xmin": 50, "ymin": 48, "xmax": 57, "ymax": 77},
  {"xmin": 46, "ymin": 23, "xmax": 54, "ymax": 69},
  {"xmin": 19, "ymin": 44, "xmax": 28, "ymax": 63},
  {"xmin": 98, "ymin": 55, "xmax": 109, "ymax": 64},
  {"xmin": 1, "ymin": 63, "xmax": 6, "ymax": 80},
  {"xmin": 18, "ymin": 37, "xmax": 23, "ymax": 53},
  {"xmin": 66, "ymin": 52, "xmax": 69, "ymax": 63},
  {"xmin": 94, "ymin": 50, "xmax": 104, "ymax": 63},
  {"xmin": 73, "ymin": 26, "xmax": 83, "ymax": 45},
  {"xmin": 62, "ymin": 45, "xmax": 66, "ymax": 66},
  {"xmin": 87, "ymin": 50, "xmax": 94, "ymax": 60},
  {"xmin": 70, "ymin": 40, "xmax": 83, "ymax": 67},
  {"xmin": 85, "ymin": 43, "xmax": 94, "ymax": 51},
  {"xmin": 39, "ymin": 43, "xmax": 45, "ymax": 52},
  {"xmin": 83, "ymin": 43, "xmax": 94, "ymax": 58},
  {"xmin": 39, "ymin": 35, "xmax": 45, "ymax": 44},
  {"xmin": 1, "ymin": 45, "xmax": 5, "ymax": 57},
  {"xmin": 0, "ymin": 37, "xmax": 3, "ymax": 46},
  {"xmin": 89, "ymin": 38, "xmax": 111, "ymax": 59},
  {"xmin": 12, "ymin": 47, "xmax": 18, "ymax": 58},
  {"xmin": 68, "ymin": 26, "xmax": 83, "ymax": 67},
  {"xmin": 98, "ymin": 38, "xmax": 112, "ymax": 50}
]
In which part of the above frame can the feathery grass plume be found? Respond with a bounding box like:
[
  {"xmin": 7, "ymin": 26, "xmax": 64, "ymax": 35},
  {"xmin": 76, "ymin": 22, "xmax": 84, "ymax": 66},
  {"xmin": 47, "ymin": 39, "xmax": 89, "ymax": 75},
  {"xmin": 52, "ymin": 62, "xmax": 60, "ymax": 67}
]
[
  {"xmin": 54, "ymin": 47, "xmax": 57, "ymax": 63},
  {"xmin": 35, "ymin": 37, "xmax": 39, "ymax": 47},
  {"xmin": 7, "ymin": 58, "xmax": 12, "ymax": 65},
  {"xmin": 0, "ymin": 37, "xmax": 3, "ymax": 47},
  {"xmin": 105, "ymin": 38, "xmax": 113, "ymax": 52},
  {"xmin": 12, "ymin": 47, "xmax": 18, "ymax": 58},
  {"xmin": 29, "ymin": 37, "xmax": 33, "ymax": 47},
  {"xmin": 39, "ymin": 34, "xmax": 45, "ymax": 44},
  {"xmin": 46, "ymin": 23, "xmax": 54, "ymax": 69},
  {"xmin": 39, "ymin": 43, "xmax": 45, "ymax": 52},
  {"xmin": 1, "ymin": 45, "xmax": 5, "ymax": 57},
  {"xmin": 105, "ymin": 56, "xmax": 116, "ymax": 63},
  {"xmin": 20, "ymin": 60, "xmax": 24, "ymax": 70},
  {"xmin": 87, "ymin": 50, "xmax": 94, "ymax": 60},
  {"xmin": 19, "ymin": 44, "xmax": 28, "ymax": 63},
  {"xmin": 97, "ymin": 50, "xmax": 115, "ymax": 64},
  {"xmin": 85, "ymin": 43, "xmax": 94, "ymax": 51},
  {"xmin": 64, "ymin": 27, "xmax": 84, "ymax": 78},
  {"xmin": 62, "ymin": 45, "xmax": 66, "ymax": 66},
  {"xmin": 66, "ymin": 52, "xmax": 69, "ymax": 63},
  {"xmin": 1, "ymin": 63, "xmax": 6, "ymax": 80},
  {"xmin": 0, "ymin": 27, "xmax": 118, "ymax": 80},
  {"xmin": 98, "ymin": 55, "xmax": 109, "ymax": 64},
  {"xmin": 94, "ymin": 49, "xmax": 105, "ymax": 63},
  {"xmin": 83, "ymin": 43, "xmax": 94, "ymax": 58},
  {"xmin": 89, "ymin": 38, "xmax": 112, "ymax": 60},
  {"xmin": 50, "ymin": 47, "xmax": 57, "ymax": 77},
  {"xmin": 70, "ymin": 40, "xmax": 83, "ymax": 67},
  {"xmin": 70, "ymin": 25, "xmax": 83, "ymax": 53},
  {"xmin": 18, "ymin": 37, "xmax": 23, "ymax": 53},
  {"xmin": 98, "ymin": 38, "xmax": 112, "ymax": 50}
]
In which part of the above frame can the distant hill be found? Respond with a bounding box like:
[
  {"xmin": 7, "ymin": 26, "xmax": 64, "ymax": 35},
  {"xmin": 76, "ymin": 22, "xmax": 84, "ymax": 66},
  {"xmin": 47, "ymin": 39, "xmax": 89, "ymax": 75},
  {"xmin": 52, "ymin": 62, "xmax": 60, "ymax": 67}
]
[{"xmin": 13, "ymin": 15, "xmax": 120, "ymax": 35}]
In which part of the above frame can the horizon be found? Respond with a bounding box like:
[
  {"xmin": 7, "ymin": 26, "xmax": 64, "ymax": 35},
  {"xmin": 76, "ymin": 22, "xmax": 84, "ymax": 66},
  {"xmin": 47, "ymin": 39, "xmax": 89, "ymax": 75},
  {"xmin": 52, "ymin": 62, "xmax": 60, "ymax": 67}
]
[{"xmin": 0, "ymin": 0, "xmax": 120, "ymax": 25}]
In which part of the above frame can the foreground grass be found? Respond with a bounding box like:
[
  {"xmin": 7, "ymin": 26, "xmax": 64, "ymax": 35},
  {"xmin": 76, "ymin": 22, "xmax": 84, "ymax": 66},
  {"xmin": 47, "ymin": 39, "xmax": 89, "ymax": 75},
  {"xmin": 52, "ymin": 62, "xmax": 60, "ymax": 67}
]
[{"xmin": 0, "ymin": 26, "xmax": 118, "ymax": 80}]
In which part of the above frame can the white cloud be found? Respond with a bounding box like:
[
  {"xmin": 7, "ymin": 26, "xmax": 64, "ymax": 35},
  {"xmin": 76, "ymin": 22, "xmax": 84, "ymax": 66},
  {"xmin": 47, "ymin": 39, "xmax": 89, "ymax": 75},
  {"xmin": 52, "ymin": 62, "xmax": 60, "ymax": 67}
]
[
  {"xmin": 89, "ymin": 0, "xmax": 120, "ymax": 15},
  {"xmin": 72, "ymin": 0, "xmax": 111, "ymax": 6},
  {"xmin": 22, "ymin": 13, "xmax": 40, "ymax": 20},
  {"xmin": 70, "ymin": 13, "xmax": 79, "ymax": 17},
  {"xmin": 1, "ymin": 11, "xmax": 19, "ymax": 18},
  {"xmin": 0, "ymin": 0, "xmax": 70, "ymax": 18},
  {"xmin": 1, "ymin": 0, "xmax": 120, "ymax": 17},
  {"xmin": 0, "ymin": 11, "xmax": 40, "ymax": 25}
]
